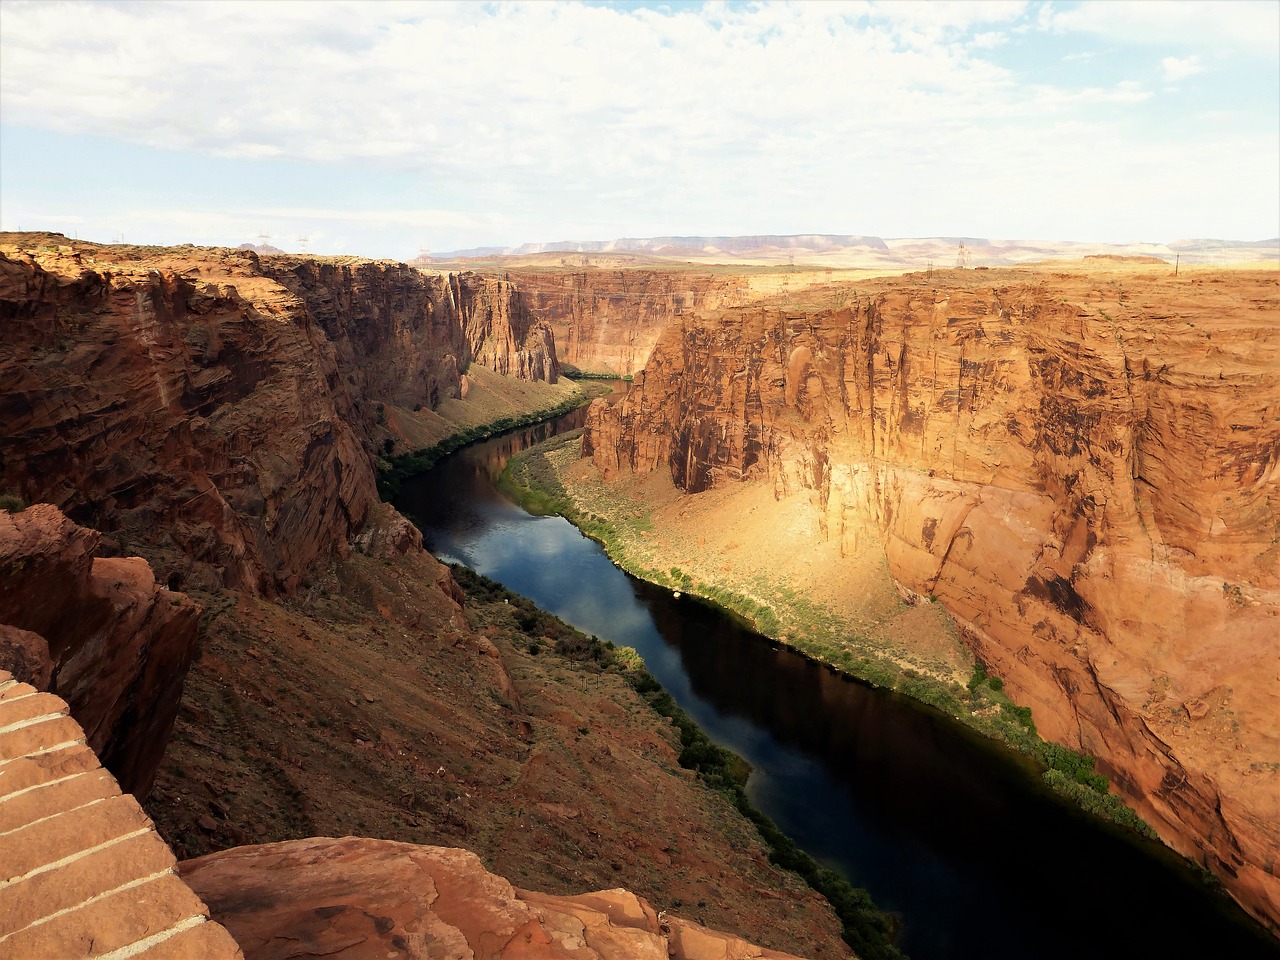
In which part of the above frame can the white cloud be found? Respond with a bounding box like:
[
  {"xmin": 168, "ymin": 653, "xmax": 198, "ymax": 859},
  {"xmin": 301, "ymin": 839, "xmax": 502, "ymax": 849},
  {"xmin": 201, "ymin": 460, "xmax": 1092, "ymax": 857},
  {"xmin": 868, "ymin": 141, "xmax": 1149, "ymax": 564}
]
[
  {"xmin": 1161, "ymin": 54, "xmax": 1205, "ymax": 82},
  {"xmin": 0, "ymin": 0, "xmax": 1275, "ymax": 250},
  {"xmin": 0, "ymin": 0, "xmax": 1018, "ymax": 173},
  {"xmin": 1047, "ymin": 1, "xmax": 1280, "ymax": 57}
]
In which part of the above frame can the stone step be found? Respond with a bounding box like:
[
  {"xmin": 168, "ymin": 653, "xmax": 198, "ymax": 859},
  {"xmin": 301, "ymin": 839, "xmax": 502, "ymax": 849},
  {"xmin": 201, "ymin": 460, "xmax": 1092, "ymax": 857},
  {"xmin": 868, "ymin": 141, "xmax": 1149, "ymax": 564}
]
[
  {"xmin": 1, "ymin": 792, "xmax": 156, "ymax": 881},
  {"xmin": 0, "ymin": 769, "xmax": 118, "ymax": 834},
  {"xmin": 1, "ymin": 873, "xmax": 208, "ymax": 958},
  {"xmin": 0, "ymin": 670, "xmax": 242, "ymax": 959},
  {"xmin": 0, "ymin": 742, "xmax": 102, "ymax": 797}
]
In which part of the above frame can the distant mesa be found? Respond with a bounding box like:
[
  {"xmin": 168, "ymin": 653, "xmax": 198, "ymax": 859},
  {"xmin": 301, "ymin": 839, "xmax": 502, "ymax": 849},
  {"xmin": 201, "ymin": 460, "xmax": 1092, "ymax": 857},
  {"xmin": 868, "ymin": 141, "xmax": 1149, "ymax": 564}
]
[
  {"xmin": 434, "ymin": 233, "xmax": 1279, "ymax": 268},
  {"xmin": 236, "ymin": 241, "xmax": 286, "ymax": 255},
  {"xmin": 438, "ymin": 234, "xmax": 891, "ymax": 259}
]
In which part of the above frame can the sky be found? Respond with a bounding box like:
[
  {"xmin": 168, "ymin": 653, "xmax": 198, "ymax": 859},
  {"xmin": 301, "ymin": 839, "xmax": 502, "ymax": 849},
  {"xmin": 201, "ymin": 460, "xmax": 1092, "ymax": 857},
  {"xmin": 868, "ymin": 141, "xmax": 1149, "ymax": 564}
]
[{"xmin": 1, "ymin": 0, "xmax": 1277, "ymax": 259}]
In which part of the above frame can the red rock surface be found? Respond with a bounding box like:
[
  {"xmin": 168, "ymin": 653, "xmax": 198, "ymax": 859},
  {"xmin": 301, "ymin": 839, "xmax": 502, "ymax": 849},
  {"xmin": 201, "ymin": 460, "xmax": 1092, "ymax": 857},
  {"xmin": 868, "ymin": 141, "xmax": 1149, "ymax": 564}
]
[
  {"xmin": 584, "ymin": 265, "xmax": 1280, "ymax": 930},
  {"xmin": 0, "ymin": 235, "xmax": 850, "ymax": 956},
  {"xmin": 0, "ymin": 505, "xmax": 200, "ymax": 797},
  {"xmin": 0, "ymin": 670, "xmax": 243, "ymax": 960},
  {"xmin": 180, "ymin": 837, "xmax": 805, "ymax": 960},
  {"xmin": 0, "ymin": 236, "xmax": 557, "ymax": 597},
  {"xmin": 513, "ymin": 270, "xmax": 744, "ymax": 375}
]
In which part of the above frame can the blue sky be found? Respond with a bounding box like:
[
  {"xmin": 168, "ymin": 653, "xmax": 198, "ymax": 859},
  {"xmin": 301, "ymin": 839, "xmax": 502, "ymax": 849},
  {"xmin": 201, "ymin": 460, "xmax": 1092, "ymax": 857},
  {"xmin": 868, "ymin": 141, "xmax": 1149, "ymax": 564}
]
[{"xmin": 1, "ymin": 0, "xmax": 1276, "ymax": 259}]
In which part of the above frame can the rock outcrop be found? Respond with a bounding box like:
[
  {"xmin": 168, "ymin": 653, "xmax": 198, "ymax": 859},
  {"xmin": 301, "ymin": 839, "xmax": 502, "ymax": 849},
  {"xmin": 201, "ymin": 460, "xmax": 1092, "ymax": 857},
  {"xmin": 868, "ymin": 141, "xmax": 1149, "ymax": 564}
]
[
  {"xmin": 180, "ymin": 837, "xmax": 804, "ymax": 960},
  {"xmin": 0, "ymin": 505, "xmax": 200, "ymax": 798},
  {"xmin": 584, "ymin": 266, "xmax": 1280, "ymax": 929},
  {"xmin": 0, "ymin": 238, "xmax": 557, "ymax": 596}
]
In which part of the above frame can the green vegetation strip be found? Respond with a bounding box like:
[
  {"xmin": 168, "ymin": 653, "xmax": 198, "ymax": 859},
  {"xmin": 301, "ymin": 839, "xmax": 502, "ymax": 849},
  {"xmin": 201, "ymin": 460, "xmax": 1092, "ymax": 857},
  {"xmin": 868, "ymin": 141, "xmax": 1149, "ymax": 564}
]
[
  {"xmin": 448, "ymin": 564, "xmax": 905, "ymax": 960},
  {"xmin": 560, "ymin": 364, "xmax": 634, "ymax": 381},
  {"xmin": 376, "ymin": 394, "xmax": 589, "ymax": 500},
  {"xmin": 500, "ymin": 433, "xmax": 1159, "ymax": 842}
]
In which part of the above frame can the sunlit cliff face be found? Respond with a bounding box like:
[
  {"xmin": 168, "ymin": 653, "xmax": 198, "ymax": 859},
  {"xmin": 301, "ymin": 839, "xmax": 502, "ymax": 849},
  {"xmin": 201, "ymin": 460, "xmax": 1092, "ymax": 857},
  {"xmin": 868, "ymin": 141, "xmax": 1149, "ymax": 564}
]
[{"xmin": 583, "ymin": 266, "xmax": 1280, "ymax": 930}]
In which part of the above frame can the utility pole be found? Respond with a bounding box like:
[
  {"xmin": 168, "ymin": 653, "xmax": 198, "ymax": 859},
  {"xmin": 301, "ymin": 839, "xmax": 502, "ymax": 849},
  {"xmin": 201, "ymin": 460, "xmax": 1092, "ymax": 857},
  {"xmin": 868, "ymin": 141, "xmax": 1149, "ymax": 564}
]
[{"xmin": 1175, "ymin": 254, "xmax": 1179, "ymax": 277}]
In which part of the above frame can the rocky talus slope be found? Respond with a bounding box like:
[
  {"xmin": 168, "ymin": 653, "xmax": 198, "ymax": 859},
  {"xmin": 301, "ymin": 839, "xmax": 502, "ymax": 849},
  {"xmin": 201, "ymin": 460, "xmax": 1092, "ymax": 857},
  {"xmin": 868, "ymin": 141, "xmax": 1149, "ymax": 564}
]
[
  {"xmin": 3, "ymin": 669, "xmax": 800, "ymax": 960},
  {"xmin": 585, "ymin": 265, "xmax": 1280, "ymax": 930}
]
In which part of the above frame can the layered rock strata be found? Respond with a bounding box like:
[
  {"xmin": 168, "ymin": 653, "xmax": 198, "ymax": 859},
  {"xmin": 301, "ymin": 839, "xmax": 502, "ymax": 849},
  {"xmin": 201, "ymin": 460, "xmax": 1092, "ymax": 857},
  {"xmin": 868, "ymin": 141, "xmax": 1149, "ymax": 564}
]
[
  {"xmin": 0, "ymin": 505, "xmax": 200, "ymax": 798},
  {"xmin": 0, "ymin": 235, "xmax": 846, "ymax": 955},
  {"xmin": 512, "ymin": 270, "xmax": 744, "ymax": 375},
  {"xmin": 180, "ymin": 837, "xmax": 803, "ymax": 960},
  {"xmin": 585, "ymin": 267, "xmax": 1280, "ymax": 929},
  {"xmin": 0, "ymin": 237, "xmax": 557, "ymax": 596},
  {"xmin": 0, "ymin": 670, "xmax": 243, "ymax": 959}
]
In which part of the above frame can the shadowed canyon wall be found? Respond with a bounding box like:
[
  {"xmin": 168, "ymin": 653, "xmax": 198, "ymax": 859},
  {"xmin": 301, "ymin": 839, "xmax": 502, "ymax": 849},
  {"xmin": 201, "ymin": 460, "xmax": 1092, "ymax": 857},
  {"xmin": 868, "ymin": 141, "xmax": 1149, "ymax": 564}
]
[
  {"xmin": 584, "ymin": 268, "xmax": 1280, "ymax": 929},
  {"xmin": 0, "ymin": 239, "xmax": 557, "ymax": 597}
]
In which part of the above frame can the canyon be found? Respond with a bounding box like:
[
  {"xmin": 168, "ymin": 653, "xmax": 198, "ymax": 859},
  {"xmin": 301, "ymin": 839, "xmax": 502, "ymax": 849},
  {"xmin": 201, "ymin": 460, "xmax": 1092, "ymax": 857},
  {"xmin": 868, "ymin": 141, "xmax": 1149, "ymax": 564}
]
[
  {"xmin": 3, "ymin": 230, "xmax": 1276, "ymax": 954},
  {"xmin": 578, "ymin": 260, "xmax": 1280, "ymax": 932},
  {"xmin": 0, "ymin": 233, "xmax": 850, "ymax": 958}
]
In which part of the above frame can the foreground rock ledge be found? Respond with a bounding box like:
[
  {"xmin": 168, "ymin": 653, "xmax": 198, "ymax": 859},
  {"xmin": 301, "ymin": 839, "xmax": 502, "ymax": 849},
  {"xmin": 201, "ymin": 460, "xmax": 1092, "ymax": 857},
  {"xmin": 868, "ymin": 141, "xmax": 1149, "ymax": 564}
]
[{"xmin": 180, "ymin": 837, "xmax": 807, "ymax": 960}]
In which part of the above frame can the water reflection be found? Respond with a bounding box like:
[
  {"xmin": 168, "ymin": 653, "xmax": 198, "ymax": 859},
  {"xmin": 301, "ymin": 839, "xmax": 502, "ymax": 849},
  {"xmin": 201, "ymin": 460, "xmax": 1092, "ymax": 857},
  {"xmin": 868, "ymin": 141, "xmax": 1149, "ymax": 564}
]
[{"xmin": 396, "ymin": 413, "xmax": 1279, "ymax": 960}]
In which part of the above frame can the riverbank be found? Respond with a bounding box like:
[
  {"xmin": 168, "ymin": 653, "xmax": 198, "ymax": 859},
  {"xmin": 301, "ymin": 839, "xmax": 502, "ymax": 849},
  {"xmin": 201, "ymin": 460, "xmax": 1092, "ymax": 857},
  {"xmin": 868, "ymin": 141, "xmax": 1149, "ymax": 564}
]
[
  {"xmin": 381, "ymin": 362, "xmax": 587, "ymax": 454},
  {"xmin": 502, "ymin": 429, "xmax": 1159, "ymax": 840},
  {"xmin": 377, "ymin": 373, "xmax": 611, "ymax": 499},
  {"xmin": 449, "ymin": 566, "xmax": 904, "ymax": 960}
]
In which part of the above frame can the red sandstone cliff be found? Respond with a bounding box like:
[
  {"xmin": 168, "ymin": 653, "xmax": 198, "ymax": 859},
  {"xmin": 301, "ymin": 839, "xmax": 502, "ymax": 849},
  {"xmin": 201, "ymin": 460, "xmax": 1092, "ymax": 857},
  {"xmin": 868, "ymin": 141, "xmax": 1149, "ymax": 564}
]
[
  {"xmin": 0, "ymin": 235, "xmax": 847, "ymax": 956},
  {"xmin": 0, "ymin": 504, "xmax": 200, "ymax": 798},
  {"xmin": 512, "ymin": 270, "xmax": 744, "ymax": 375},
  {"xmin": 584, "ymin": 266, "xmax": 1280, "ymax": 929},
  {"xmin": 0, "ymin": 238, "xmax": 557, "ymax": 596}
]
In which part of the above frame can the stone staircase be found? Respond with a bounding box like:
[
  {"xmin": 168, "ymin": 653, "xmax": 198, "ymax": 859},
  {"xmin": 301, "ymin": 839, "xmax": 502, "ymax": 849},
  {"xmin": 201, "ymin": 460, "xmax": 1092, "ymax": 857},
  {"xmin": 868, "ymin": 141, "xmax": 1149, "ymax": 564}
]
[{"xmin": 0, "ymin": 670, "xmax": 242, "ymax": 959}]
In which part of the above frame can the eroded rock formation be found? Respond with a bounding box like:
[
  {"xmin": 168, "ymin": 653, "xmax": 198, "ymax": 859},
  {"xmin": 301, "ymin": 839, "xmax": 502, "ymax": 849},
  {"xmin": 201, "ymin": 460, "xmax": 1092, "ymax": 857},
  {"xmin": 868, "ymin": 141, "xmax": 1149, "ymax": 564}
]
[
  {"xmin": 0, "ymin": 505, "xmax": 200, "ymax": 798},
  {"xmin": 180, "ymin": 838, "xmax": 804, "ymax": 960},
  {"xmin": 584, "ymin": 266, "xmax": 1280, "ymax": 929},
  {"xmin": 0, "ymin": 238, "xmax": 557, "ymax": 596}
]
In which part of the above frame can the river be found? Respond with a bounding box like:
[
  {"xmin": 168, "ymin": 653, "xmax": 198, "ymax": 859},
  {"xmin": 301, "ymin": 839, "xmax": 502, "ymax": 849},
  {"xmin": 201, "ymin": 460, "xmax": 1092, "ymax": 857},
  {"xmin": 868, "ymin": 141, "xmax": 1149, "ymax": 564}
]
[{"xmin": 394, "ymin": 404, "xmax": 1277, "ymax": 960}]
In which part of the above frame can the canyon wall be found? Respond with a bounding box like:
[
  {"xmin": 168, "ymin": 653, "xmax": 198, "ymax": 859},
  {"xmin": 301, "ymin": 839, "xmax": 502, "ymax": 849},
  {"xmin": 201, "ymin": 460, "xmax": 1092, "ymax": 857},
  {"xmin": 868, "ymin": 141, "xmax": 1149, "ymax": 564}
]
[
  {"xmin": 0, "ymin": 236, "xmax": 848, "ymax": 956},
  {"xmin": 0, "ymin": 239, "xmax": 557, "ymax": 596},
  {"xmin": 585, "ymin": 267, "xmax": 1280, "ymax": 929},
  {"xmin": 511, "ymin": 270, "xmax": 744, "ymax": 375}
]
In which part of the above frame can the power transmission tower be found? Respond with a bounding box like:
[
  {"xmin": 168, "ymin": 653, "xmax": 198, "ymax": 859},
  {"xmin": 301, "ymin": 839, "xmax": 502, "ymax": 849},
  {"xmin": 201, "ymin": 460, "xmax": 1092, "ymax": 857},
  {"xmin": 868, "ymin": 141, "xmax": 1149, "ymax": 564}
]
[
  {"xmin": 257, "ymin": 233, "xmax": 272, "ymax": 250},
  {"xmin": 297, "ymin": 236, "xmax": 310, "ymax": 254},
  {"xmin": 955, "ymin": 243, "xmax": 971, "ymax": 269}
]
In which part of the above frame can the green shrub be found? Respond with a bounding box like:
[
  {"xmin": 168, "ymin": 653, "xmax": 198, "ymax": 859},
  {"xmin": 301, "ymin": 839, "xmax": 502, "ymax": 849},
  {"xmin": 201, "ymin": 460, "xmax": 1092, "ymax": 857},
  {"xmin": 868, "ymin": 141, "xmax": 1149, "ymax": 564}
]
[{"xmin": 0, "ymin": 494, "xmax": 26, "ymax": 513}]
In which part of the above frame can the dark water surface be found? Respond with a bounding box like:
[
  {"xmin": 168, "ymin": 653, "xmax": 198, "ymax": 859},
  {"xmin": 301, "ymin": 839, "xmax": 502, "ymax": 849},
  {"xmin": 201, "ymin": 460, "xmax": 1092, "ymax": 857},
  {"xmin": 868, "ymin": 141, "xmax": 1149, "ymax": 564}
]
[{"xmin": 395, "ymin": 408, "xmax": 1277, "ymax": 960}]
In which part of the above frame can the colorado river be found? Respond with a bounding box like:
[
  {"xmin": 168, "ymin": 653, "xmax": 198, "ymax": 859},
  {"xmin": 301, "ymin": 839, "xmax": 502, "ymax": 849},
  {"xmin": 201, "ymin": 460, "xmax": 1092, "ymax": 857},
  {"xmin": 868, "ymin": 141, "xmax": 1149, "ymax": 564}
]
[{"xmin": 395, "ymin": 405, "xmax": 1276, "ymax": 960}]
